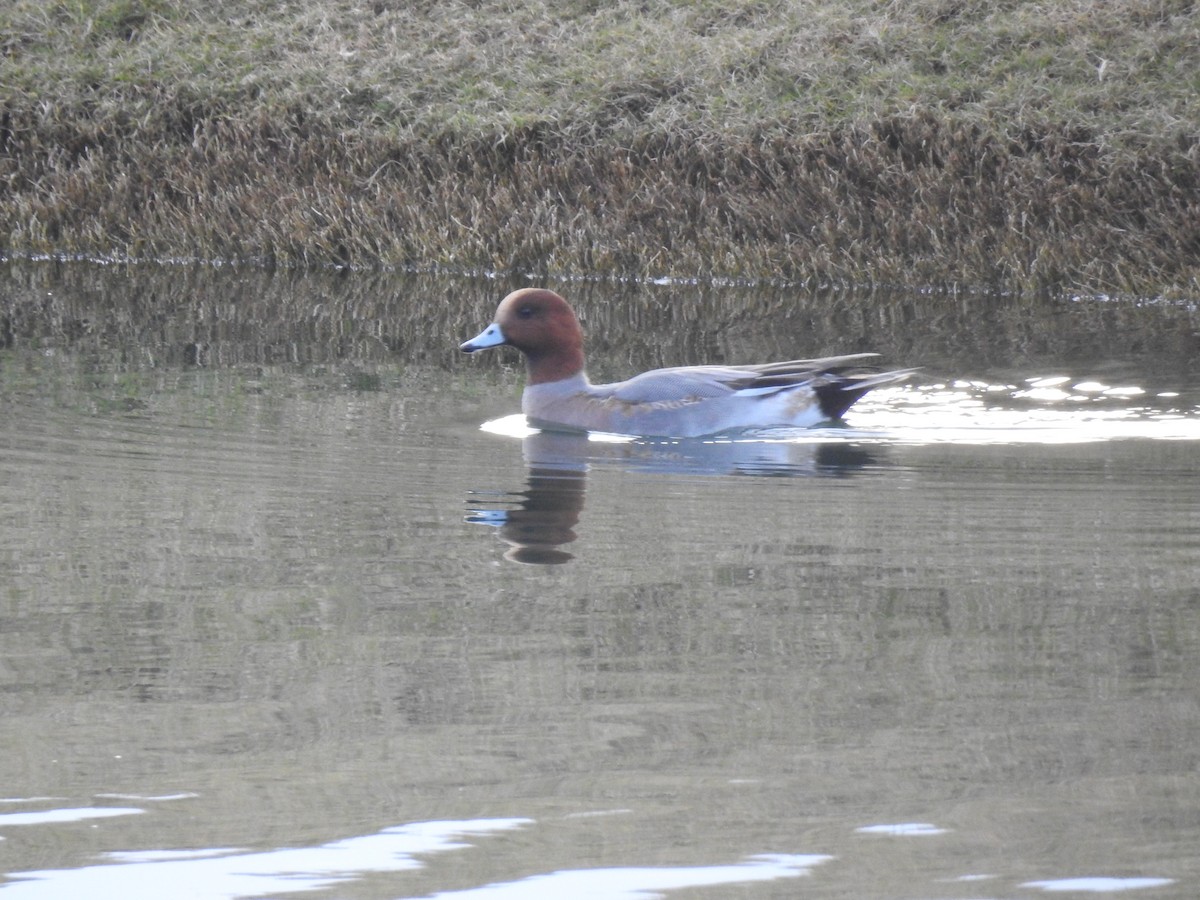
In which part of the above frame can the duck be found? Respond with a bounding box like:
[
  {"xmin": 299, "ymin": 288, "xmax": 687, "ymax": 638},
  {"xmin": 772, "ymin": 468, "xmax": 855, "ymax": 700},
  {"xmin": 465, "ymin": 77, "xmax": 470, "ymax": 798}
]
[{"xmin": 460, "ymin": 288, "xmax": 911, "ymax": 438}]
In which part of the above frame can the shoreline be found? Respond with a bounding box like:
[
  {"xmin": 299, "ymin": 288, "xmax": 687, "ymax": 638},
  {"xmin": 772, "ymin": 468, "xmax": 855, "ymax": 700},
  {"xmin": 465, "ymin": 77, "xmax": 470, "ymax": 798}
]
[{"xmin": 2, "ymin": 250, "xmax": 1192, "ymax": 305}]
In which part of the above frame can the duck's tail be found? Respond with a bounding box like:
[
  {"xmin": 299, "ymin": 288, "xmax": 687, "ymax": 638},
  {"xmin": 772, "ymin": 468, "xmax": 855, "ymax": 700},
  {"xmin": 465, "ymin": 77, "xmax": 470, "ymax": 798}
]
[{"xmin": 815, "ymin": 368, "xmax": 918, "ymax": 421}]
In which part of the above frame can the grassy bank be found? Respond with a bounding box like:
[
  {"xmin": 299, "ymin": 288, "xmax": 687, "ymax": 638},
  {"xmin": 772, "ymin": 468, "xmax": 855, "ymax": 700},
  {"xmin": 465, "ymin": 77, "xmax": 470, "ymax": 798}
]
[{"xmin": 2, "ymin": 0, "xmax": 1198, "ymax": 294}]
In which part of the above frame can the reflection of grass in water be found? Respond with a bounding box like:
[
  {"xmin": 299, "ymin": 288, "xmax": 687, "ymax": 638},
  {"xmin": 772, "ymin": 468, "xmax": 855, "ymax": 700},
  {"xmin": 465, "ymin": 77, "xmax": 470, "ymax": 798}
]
[
  {"xmin": 1, "ymin": 1, "xmax": 1198, "ymax": 294},
  {"xmin": 345, "ymin": 371, "xmax": 382, "ymax": 393},
  {"xmin": 0, "ymin": 350, "xmax": 250, "ymax": 421},
  {"xmin": 2, "ymin": 263, "xmax": 1198, "ymax": 388}
]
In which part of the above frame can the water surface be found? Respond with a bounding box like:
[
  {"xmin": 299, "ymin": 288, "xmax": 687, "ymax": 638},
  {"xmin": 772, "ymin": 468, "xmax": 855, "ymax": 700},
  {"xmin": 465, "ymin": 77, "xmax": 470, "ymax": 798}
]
[{"xmin": 1, "ymin": 262, "xmax": 1198, "ymax": 899}]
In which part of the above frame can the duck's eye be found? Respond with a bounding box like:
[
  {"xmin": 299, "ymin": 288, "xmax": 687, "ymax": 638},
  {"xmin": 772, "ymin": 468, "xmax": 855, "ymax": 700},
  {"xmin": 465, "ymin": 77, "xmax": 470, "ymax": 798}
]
[{"xmin": 517, "ymin": 306, "xmax": 536, "ymax": 319}]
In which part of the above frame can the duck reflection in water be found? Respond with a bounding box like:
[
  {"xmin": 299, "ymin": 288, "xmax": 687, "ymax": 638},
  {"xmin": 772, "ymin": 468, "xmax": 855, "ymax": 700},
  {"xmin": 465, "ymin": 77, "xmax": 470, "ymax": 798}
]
[{"xmin": 465, "ymin": 425, "xmax": 878, "ymax": 565}]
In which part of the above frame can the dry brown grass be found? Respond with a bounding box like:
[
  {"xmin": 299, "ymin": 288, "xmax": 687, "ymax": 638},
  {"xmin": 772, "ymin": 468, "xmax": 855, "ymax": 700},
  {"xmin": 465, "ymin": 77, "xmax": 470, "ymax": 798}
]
[{"xmin": 1, "ymin": 0, "xmax": 1198, "ymax": 294}]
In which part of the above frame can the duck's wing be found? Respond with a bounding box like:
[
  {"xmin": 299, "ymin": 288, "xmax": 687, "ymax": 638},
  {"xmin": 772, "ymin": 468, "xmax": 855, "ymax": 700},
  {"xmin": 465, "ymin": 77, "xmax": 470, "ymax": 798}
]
[
  {"xmin": 604, "ymin": 366, "xmax": 751, "ymax": 404},
  {"xmin": 605, "ymin": 355, "xmax": 886, "ymax": 403},
  {"xmin": 744, "ymin": 353, "xmax": 881, "ymax": 382},
  {"xmin": 603, "ymin": 354, "xmax": 916, "ymax": 420}
]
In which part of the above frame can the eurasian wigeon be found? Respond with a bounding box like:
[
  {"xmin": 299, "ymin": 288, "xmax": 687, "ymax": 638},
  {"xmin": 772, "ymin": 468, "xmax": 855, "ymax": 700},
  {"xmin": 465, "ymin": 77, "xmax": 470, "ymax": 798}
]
[{"xmin": 461, "ymin": 288, "xmax": 911, "ymax": 437}]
